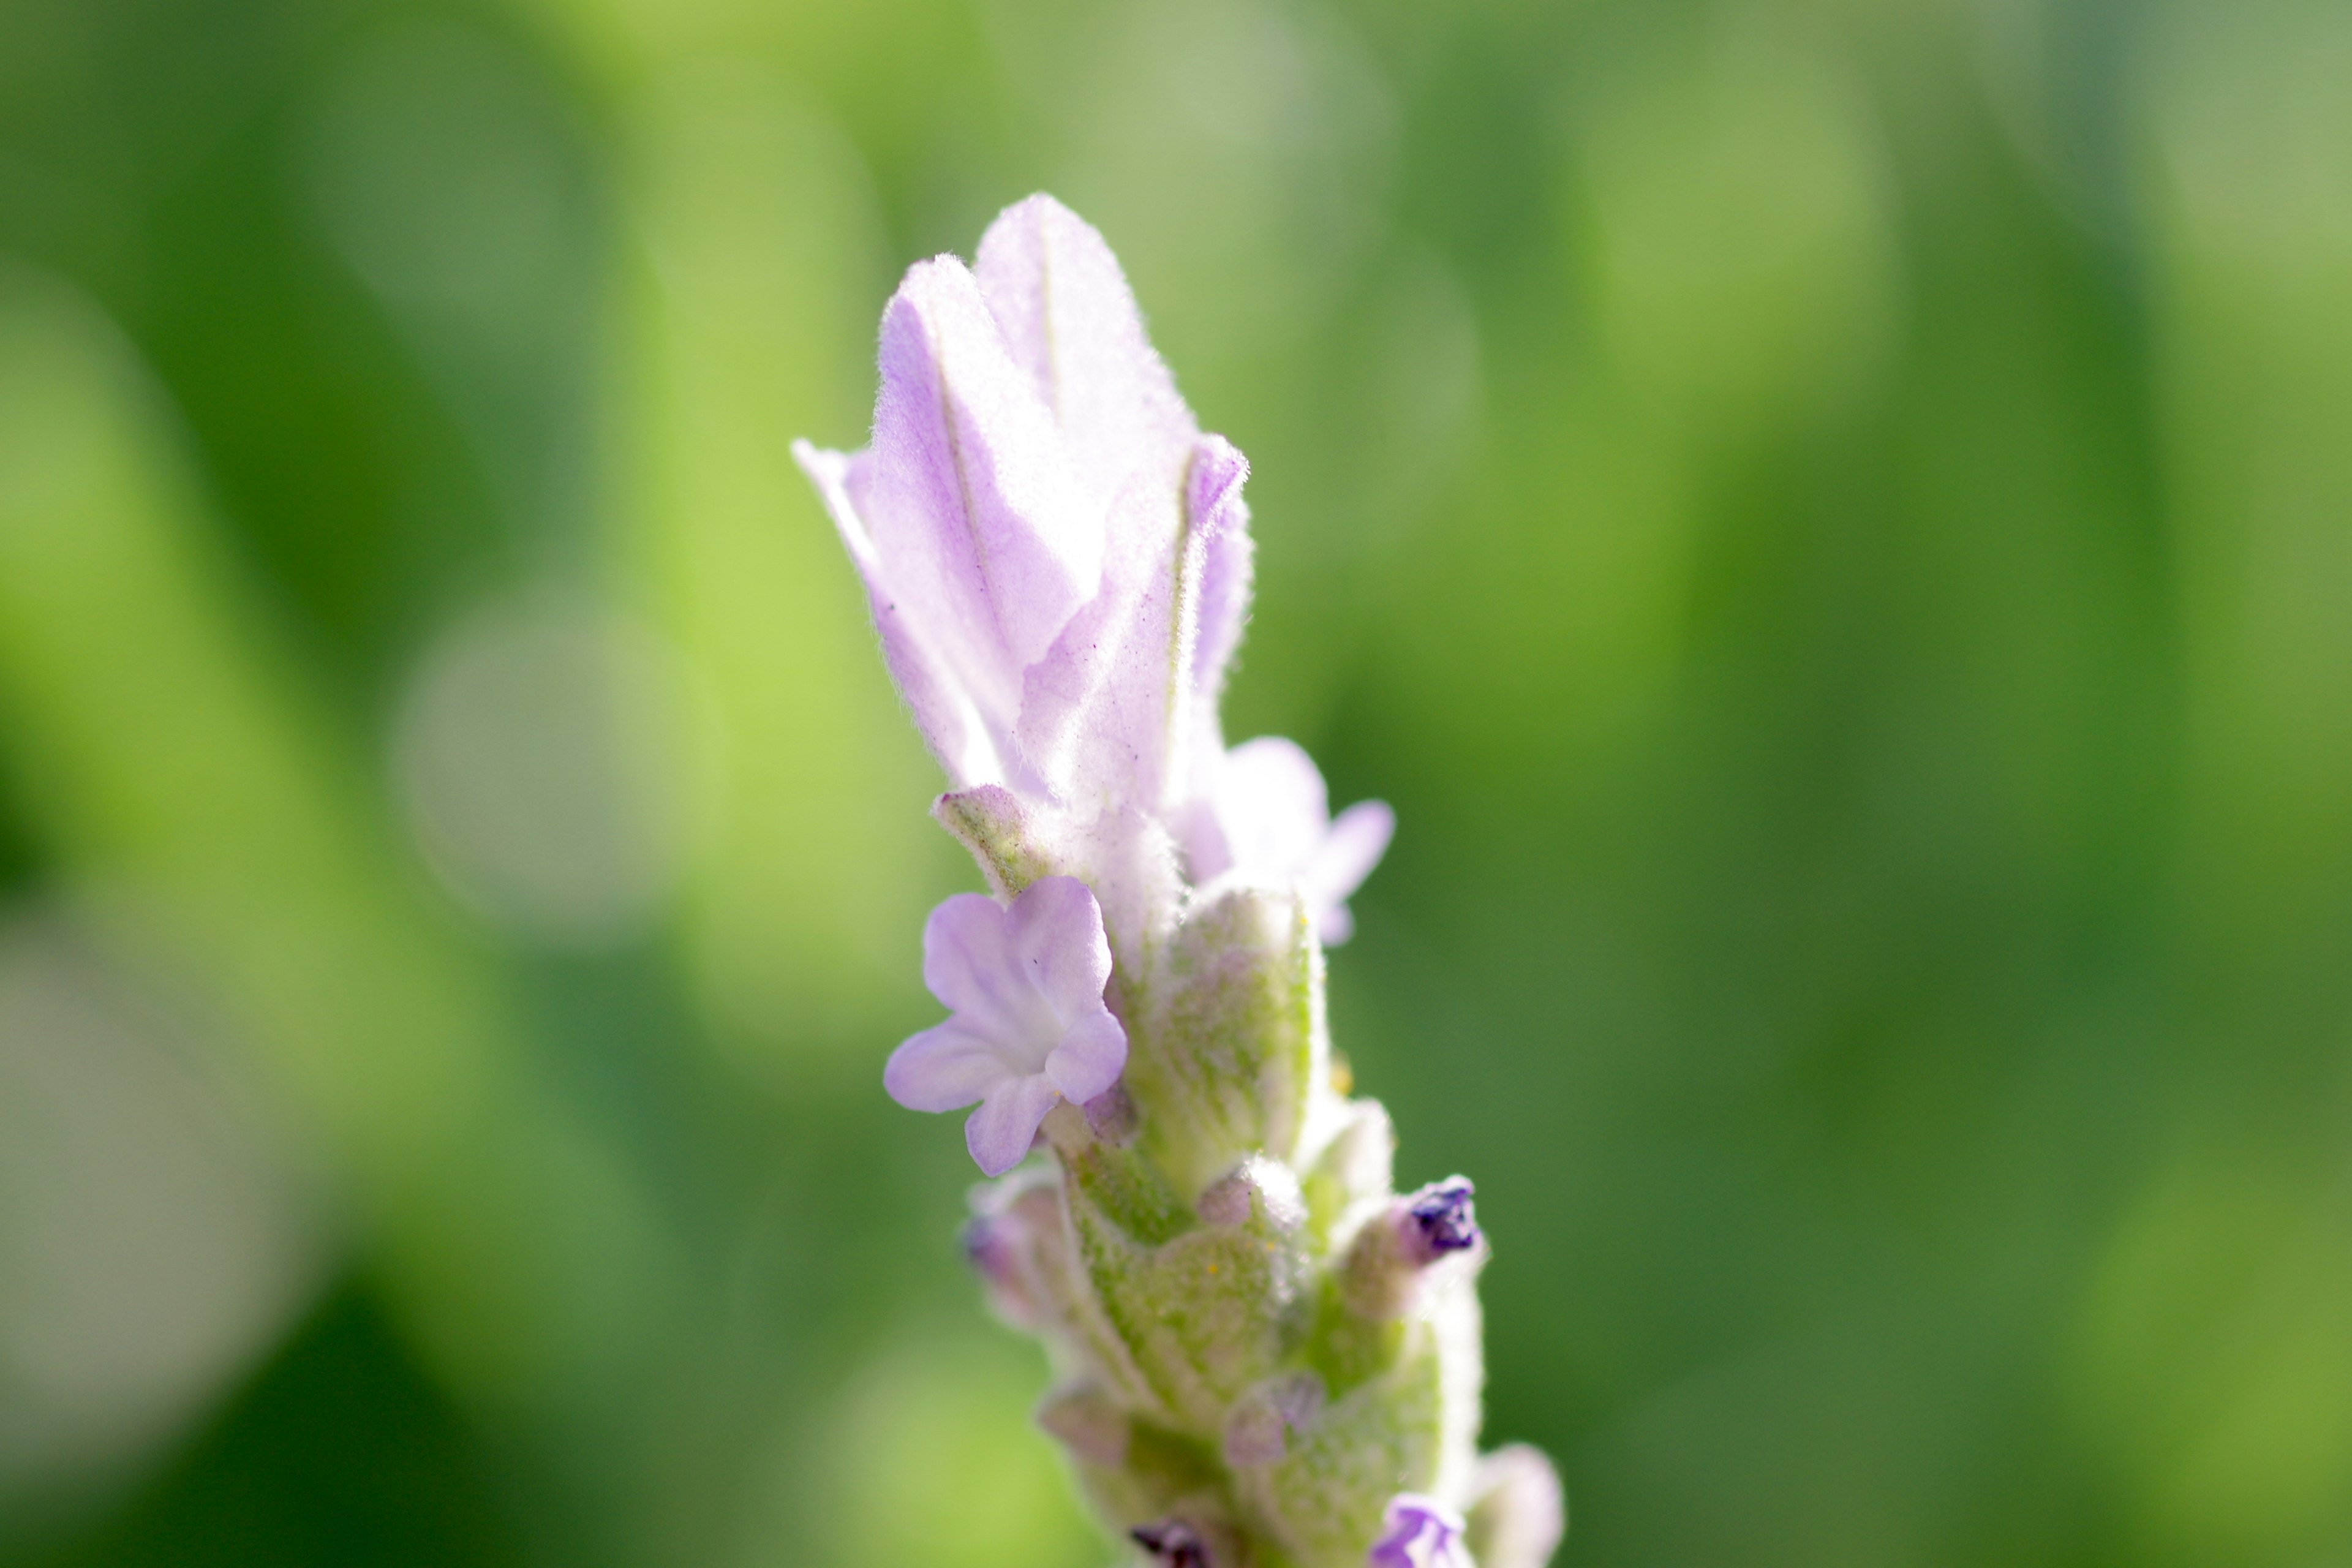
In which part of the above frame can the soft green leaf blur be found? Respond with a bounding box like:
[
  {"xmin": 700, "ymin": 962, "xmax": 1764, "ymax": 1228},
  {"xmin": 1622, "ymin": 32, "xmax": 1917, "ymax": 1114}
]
[{"xmin": 2, "ymin": 0, "xmax": 2350, "ymax": 1564}]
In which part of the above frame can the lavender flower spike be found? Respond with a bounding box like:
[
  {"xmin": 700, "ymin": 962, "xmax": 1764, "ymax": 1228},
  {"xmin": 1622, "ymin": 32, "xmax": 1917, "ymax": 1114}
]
[
  {"xmin": 1368, "ymin": 1496, "xmax": 1474, "ymax": 1568},
  {"xmin": 885, "ymin": 876, "xmax": 1126, "ymax": 1176},
  {"xmin": 801, "ymin": 195, "xmax": 1559, "ymax": 1568}
]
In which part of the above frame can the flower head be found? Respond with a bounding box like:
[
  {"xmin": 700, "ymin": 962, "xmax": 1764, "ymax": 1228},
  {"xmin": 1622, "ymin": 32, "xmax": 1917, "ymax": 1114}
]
[
  {"xmin": 885, "ymin": 876, "xmax": 1128, "ymax": 1175},
  {"xmin": 1368, "ymin": 1495, "xmax": 1472, "ymax": 1568},
  {"xmin": 796, "ymin": 195, "xmax": 1242, "ymax": 831},
  {"xmin": 1189, "ymin": 736, "xmax": 1395, "ymax": 942}
]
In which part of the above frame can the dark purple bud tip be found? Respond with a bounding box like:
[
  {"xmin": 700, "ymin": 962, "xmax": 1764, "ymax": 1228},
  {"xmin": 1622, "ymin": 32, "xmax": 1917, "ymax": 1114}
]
[
  {"xmin": 1406, "ymin": 1177, "xmax": 1479, "ymax": 1260},
  {"xmin": 1131, "ymin": 1519, "xmax": 1213, "ymax": 1567}
]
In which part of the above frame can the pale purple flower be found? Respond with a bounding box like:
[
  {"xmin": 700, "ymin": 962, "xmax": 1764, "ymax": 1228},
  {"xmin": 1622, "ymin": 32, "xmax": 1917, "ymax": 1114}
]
[
  {"xmin": 796, "ymin": 195, "xmax": 1249, "ymax": 833},
  {"xmin": 885, "ymin": 876, "xmax": 1128, "ymax": 1175},
  {"xmin": 1188, "ymin": 736, "xmax": 1395, "ymax": 943},
  {"xmin": 1368, "ymin": 1495, "xmax": 1472, "ymax": 1568}
]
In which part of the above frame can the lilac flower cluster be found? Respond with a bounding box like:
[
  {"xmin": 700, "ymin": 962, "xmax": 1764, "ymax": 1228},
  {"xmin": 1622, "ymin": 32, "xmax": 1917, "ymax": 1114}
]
[{"xmin": 798, "ymin": 196, "xmax": 1558, "ymax": 1568}]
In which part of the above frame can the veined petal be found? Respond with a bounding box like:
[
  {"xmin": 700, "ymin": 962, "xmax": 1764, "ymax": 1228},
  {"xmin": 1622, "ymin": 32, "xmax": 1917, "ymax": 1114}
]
[
  {"xmin": 1014, "ymin": 478, "xmax": 1183, "ymax": 810},
  {"xmin": 921, "ymin": 892, "xmax": 1016, "ymax": 1008},
  {"xmin": 1015, "ymin": 434, "xmax": 1255, "ymax": 821},
  {"xmin": 1005, "ymin": 875, "xmax": 1114, "ymax": 1022},
  {"xmin": 1046, "ymin": 1006, "xmax": 1128, "ymax": 1104},
  {"xmin": 976, "ymin": 195, "xmax": 1198, "ymax": 514},
  {"xmin": 883, "ymin": 1018, "xmax": 1010, "ymax": 1112},
  {"xmin": 965, "ymin": 1073, "xmax": 1065, "ymax": 1177},
  {"xmin": 869, "ymin": 257, "xmax": 1101, "ymax": 706},
  {"xmin": 794, "ymin": 440, "xmax": 1006, "ymax": 785},
  {"xmin": 922, "ymin": 892, "xmax": 1056, "ymax": 1048}
]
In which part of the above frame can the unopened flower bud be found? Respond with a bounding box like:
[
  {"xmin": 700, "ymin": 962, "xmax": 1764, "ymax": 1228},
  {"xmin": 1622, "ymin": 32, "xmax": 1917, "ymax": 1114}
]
[
  {"xmin": 1341, "ymin": 1176, "xmax": 1485, "ymax": 1320},
  {"xmin": 1368, "ymin": 1494, "xmax": 1472, "ymax": 1568},
  {"xmin": 1402, "ymin": 1177, "xmax": 1479, "ymax": 1265}
]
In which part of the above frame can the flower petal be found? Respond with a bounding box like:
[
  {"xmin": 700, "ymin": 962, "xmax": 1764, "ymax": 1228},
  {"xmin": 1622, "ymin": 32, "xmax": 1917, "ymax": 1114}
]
[
  {"xmin": 1046, "ymin": 1006, "xmax": 1128, "ymax": 1104},
  {"xmin": 869, "ymin": 257, "xmax": 1100, "ymax": 709},
  {"xmin": 965, "ymin": 1073, "xmax": 1065, "ymax": 1177},
  {"xmin": 1188, "ymin": 434, "xmax": 1254, "ymax": 719},
  {"xmin": 883, "ymin": 1018, "xmax": 1010, "ymax": 1112},
  {"xmin": 923, "ymin": 893, "xmax": 1058, "ymax": 1052},
  {"xmin": 975, "ymin": 195, "xmax": 1197, "ymax": 515},
  {"xmin": 1004, "ymin": 875, "xmax": 1113, "ymax": 1022},
  {"xmin": 1308, "ymin": 797, "xmax": 1396, "ymax": 930},
  {"xmin": 1013, "ymin": 479, "xmax": 1188, "ymax": 811},
  {"xmin": 1216, "ymin": 736, "xmax": 1332, "ymax": 882},
  {"xmin": 794, "ymin": 440, "xmax": 1006, "ymax": 786}
]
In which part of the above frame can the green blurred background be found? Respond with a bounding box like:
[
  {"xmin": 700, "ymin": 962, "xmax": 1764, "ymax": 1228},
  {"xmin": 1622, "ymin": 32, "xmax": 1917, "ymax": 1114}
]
[{"xmin": 3, "ymin": 0, "xmax": 2351, "ymax": 1563}]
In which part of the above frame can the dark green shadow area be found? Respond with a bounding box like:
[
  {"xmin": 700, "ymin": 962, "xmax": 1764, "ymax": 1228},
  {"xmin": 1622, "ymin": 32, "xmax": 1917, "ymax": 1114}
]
[{"xmin": 13, "ymin": 1284, "xmax": 524, "ymax": 1568}]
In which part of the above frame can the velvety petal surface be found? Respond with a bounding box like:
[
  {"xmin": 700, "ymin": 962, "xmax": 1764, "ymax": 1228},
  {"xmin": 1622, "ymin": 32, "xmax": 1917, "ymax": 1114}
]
[
  {"xmin": 1187, "ymin": 433, "xmax": 1256, "ymax": 719},
  {"xmin": 966, "ymin": 1073, "xmax": 1066, "ymax": 1177},
  {"xmin": 868, "ymin": 257, "xmax": 1100, "ymax": 726},
  {"xmin": 1215, "ymin": 736, "xmax": 1331, "ymax": 880},
  {"xmin": 794, "ymin": 440, "xmax": 1005, "ymax": 785},
  {"xmin": 883, "ymin": 1019, "xmax": 1009, "ymax": 1112},
  {"xmin": 975, "ymin": 195, "xmax": 1197, "ymax": 516},
  {"xmin": 922, "ymin": 892, "xmax": 1062, "ymax": 1052},
  {"xmin": 1046, "ymin": 1007, "xmax": 1128, "ymax": 1104},
  {"xmin": 1006, "ymin": 874, "xmax": 1114, "ymax": 1021}
]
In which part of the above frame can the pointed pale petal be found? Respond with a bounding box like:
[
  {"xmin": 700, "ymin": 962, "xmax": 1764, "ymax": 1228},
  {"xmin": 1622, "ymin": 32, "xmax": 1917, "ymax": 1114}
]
[
  {"xmin": 975, "ymin": 194, "xmax": 1197, "ymax": 511},
  {"xmin": 1317, "ymin": 900, "xmax": 1356, "ymax": 946},
  {"xmin": 794, "ymin": 440, "xmax": 1005, "ymax": 785},
  {"xmin": 1188, "ymin": 434, "xmax": 1255, "ymax": 712},
  {"xmin": 1218, "ymin": 736, "xmax": 1332, "ymax": 880},
  {"xmin": 1310, "ymin": 799, "xmax": 1395, "ymax": 913},
  {"xmin": 1046, "ymin": 1006, "xmax": 1127, "ymax": 1103},
  {"xmin": 1005, "ymin": 875, "xmax": 1113, "ymax": 1022},
  {"xmin": 965, "ymin": 1073, "xmax": 1065, "ymax": 1177},
  {"xmin": 869, "ymin": 257, "xmax": 1100, "ymax": 701},
  {"xmin": 883, "ymin": 1018, "xmax": 1011, "ymax": 1112},
  {"xmin": 1016, "ymin": 435, "xmax": 1252, "ymax": 821},
  {"xmin": 1013, "ymin": 478, "xmax": 1185, "ymax": 810}
]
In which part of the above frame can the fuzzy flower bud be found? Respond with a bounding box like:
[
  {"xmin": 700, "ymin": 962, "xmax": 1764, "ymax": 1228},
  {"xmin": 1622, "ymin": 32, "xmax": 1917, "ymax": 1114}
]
[{"xmin": 1342, "ymin": 1177, "xmax": 1485, "ymax": 1321}]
